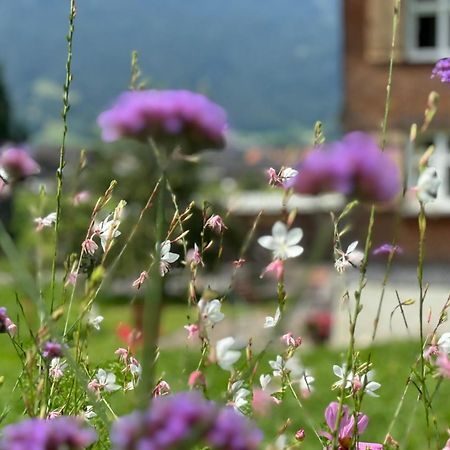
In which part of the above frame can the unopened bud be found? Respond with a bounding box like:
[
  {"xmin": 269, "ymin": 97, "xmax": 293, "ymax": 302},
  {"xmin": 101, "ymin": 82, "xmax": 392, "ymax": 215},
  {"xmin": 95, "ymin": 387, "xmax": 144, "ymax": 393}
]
[{"xmin": 295, "ymin": 428, "xmax": 306, "ymax": 441}]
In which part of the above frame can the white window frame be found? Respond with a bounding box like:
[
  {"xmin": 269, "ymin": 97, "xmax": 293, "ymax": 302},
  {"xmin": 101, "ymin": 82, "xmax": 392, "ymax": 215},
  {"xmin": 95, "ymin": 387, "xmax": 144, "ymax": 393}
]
[{"xmin": 405, "ymin": 0, "xmax": 450, "ymax": 62}]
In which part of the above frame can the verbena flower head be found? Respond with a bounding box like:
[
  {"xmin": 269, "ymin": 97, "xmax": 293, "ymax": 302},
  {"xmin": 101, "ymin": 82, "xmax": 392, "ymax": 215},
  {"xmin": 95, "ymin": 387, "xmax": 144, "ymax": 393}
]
[
  {"xmin": 286, "ymin": 132, "xmax": 400, "ymax": 203},
  {"xmin": 42, "ymin": 341, "xmax": 63, "ymax": 359},
  {"xmin": 320, "ymin": 402, "xmax": 382, "ymax": 449},
  {"xmin": 98, "ymin": 90, "xmax": 227, "ymax": 153},
  {"xmin": 0, "ymin": 416, "xmax": 97, "ymax": 450},
  {"xmin": 110, "ymin": 392, "xmax": 262, "ymax": 450},
  {"xmin": 431, "ymin": 58, "xmax": 450, "ymax": 83},
  {"xmin": 0, "ymin": 145, "xmax": 40, "ymax": 182}
]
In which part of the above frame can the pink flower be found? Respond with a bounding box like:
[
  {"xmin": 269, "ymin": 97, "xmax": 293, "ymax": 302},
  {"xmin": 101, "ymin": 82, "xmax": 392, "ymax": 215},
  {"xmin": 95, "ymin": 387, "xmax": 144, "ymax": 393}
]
[
  {"xmin": 188, "ymin": 370, "xmax": 206, "ymax": 388},
  {"xmin": 0, "ymin": 145, "xmax": 40, "ymax": 182},
  {"xmin": 186, "ymin": 244, "xmax": 204, "ymax": 267},
  {"xmin": 82, "ymin": 238, "xmax": 98, "ymax": 256},
  {"xmin": 320, "ymin": 402, "xmax": 382, "ymax": 449},
  {"xmin": 267, "ymin": 167, "xmax": 281, "ymax": 186},
  {"xmin": 281, "ymin": 332, "xmax": 302, "ymax": 348},
  {"xmin": 205, "ymin": 214, "xmax": 227, "ymax": 233},
  {"xmin": 295, "ymin": 429, "xmax": 306, "ymax": 442},
  {"xmin": 437, "ymin": 352, "xmax": 450, "ymax": 378},
  {"xmin": 152, "ymin": 380, "xmax": 171, "ymax": 397},
  {"xmin": 132, "ymin": 271, "xmax": 148, "ymax": 289},
  {"xmin": 260, "ymin": 259, "xmax": 284, "ymax": 281},
  {"xmin": 423, "ymin": 345, "xmax": 439, "ymax": 360},
  {"xmin": 184, "ymin": 324, "xmax": 199, "ymax": 339},
  {"xmin": 115, "ymin": 348, "xmax": 129, "ymax": 363},
  {"xmin": 65, "ymin": 271, "xmax": 78, "ymax": 287}
]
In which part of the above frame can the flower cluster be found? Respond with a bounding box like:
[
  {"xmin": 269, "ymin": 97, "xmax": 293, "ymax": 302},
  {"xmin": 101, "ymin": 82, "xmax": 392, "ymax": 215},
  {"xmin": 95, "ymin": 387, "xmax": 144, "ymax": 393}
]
[
  {"xmin": 0, "ymin": 307, "xmax": 16, "ymax": 335},
  {"xmin": 97, "ymin": 90, "xmax": 227, "ymax": 153},
  {"xmin": 110, "ymin": 392, "xmax": 262, "ymax": 450},
  {"xmin": 0, "ymin": 416, "xmax": 97, "ymax": 450},
  {"xmin": 431, "ymin": 58, "xmax": 450, "ymax": 83},
  {"xmin": 286, "ymin": 132, "xmax": 400, "ymax": 203}
]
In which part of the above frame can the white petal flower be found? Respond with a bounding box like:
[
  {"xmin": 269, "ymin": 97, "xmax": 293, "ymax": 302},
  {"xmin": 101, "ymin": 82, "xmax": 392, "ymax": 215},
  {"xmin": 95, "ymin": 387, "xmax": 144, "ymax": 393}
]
[
  {"xmin": 88, "ymin": 309, "xmax": 104, "ymax": 331},
  {"xmin": 232, "ymin": 387, "xmax": 251, "ymax": 412},
  {"xmin": 34, "ymin": 212, "xmax": 57, "ymax": 231},
  {"xmin": 49, "ymin": 358, "xmax": 67, "ymax": 380},
  {"xmin": 198, "ymin": 299, "xmax": 225, "ymax": 327},
  {"xmin": 94, "ymin": 215, "xmax": 121, "ymax": 251},
  {"xmin": 258, "ymin": 221, "xmax": 304, "ymax": 260},
  {"xmin": 279, "ymin": 167, "xmax": 298, "ymax": 182},
  {"xmin": 269, "ymin": 355, "xmax": 285, "ymax": 377},
  {"xmin": 333, "ymin": 364, "xmax": 353, "ymax": 389},
  {"xmin": 334, "ymin": 241, "xmax": 364, "ymax": 273},
  {"xmin": 264, "ymin": 307, "xmax": 281, "ymax": 329},
  {"xmin": 158, "ymin": 240, "xmax": 180, "ymax": 276},
  {"xmin": 259, "ymin": 374, "xmax": 272, "ymax": 390},
  {"xmin": 417, "ymin": 167, "xmax": 441, "ymax": 203},
  {"xmin": 216, "ymin": 337, "xmax": 241, "ymax": 371},
  {"xmin": 97, "ymin": 369, "xmax": 121, "ymax": 392},
  {"xmin": 438, "ymin": 332, "xmax": 450, "ymax": 354},
  {"xmin": 83, "ymin": 405, "xmax": 97, "ymax": 420},
  {"xmin": 361, "ymin": 370, "xmax": 381, "ymax": 398}
]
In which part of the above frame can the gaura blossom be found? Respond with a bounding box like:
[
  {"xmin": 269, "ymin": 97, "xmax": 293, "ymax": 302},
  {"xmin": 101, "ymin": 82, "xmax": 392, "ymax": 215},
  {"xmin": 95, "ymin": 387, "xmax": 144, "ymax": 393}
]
[
  {"xmin": 260, "ymin": 259, "xmax": 284, "ymax": 280},
  {"xmin": 184, "ymin": 323, "xmax": 199, "ymax": 339},
  {"xmin": 198, "ymin": 298, "xmax": 225, "ymax": 327},
  {"xmin": 158, "ymin": 240, "xmax": 180, "ymax": 276},
  {"xmin": 415, "ymin": 166, "xmax": 441, "ymax": 203},
  {"xmin": 87, "ymin": 310, "xmax": 104, "ymax": 331},
  {"xmin": 49, "ymin": 358, "xmax": 67, "ymax": 380},
  {"xmin": 205, "ymin": 214, "xmax": 227, "ymax": 233},
  {"xmin": 0, "ymin": 145, "xmax": 40, "ymax": 183},
  {"xmin": 230, "ymin": 381, "xmax": 251, "ymax": 413},
  {"xmin": 281, "ymin": 332, "xmax": 302, "ymax": 348},
  {"xmin": 438, "ymin": 332, "xmax": 450, "ymax": 354},
  {"xmin": 335, "ymin": 241, "xmax": 364, "ymax": 273},
  {"xmin": 132, "ymin": 271, "xmax": 148, "ymax": 289},
  {"xmin": 186, "ymin": 243, "xmax": 204, "ymax": 267},
  {"xmin": 152, "ymin": 380, "xmax": 171, "ymax": 397},
  {"xmin": 286, "ymin": 132, "xmax": 400, "ymax": 203},
  {"xmin": 372, "ymin": 243, "xmax": 402, "ymax": 256},
  {"xmin": 264, "ymin": 307, "xmax": 281, "ymax": 329},
  {"xmin": 88, "ymin": 369, "xmax": 120, "ymax": 394},
  {"xmin": 188, "ymin": 370, "xmax": 206, "ymax": 388},
  {"xmin": 269, "ymin": 355, "xmax": 285, "ymax": 378},
  {"xmin": 333, "ymin": 364, "xmax": 353, "ymax": 390},
  {"xmin": 267, "ymin": 166, "xmax": 298, "ymax": 186},
  {"xmin": 92, "ymin": 214, "xmax": 121, "ymax": 251},
  {"xmin": 295, "ymin": 428, "xmax": 306, "ymax": 442},
  {"xmin": 320, "ymin": 402, "xmax": 383, "ymax": 450},
  {"xmin": 259, "ymin": 374, "xmax": 272, "ymax": 391},
  {"xmin": 34, "ymin": 212, "xmax": 57, "ymax": 231},
  {"xmin": 0, "ymin": 416, "xmax": 97, "ymax": 450},
  {"xmin": 81, "ymin": 238, "xmax": 98, "ymax": 256},
  {"xmin": 216, "ymin": 337, "xmax": 242, "ymax": 371},
  {"xmin": 98, "ymin": 90, "xmax": 227, "ymax": 154},
  {"xmin": 431, "ymin": 57, "xmax": 450, "ymax": 83},
  {"xmin": 258, "ymin": 221, "xmax": 304, "ymax": 260}
]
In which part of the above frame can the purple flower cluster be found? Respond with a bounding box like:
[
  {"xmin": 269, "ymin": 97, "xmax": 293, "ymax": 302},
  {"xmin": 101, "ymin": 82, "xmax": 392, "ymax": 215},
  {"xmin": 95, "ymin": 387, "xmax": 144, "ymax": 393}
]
[
  {"xmin": 0, "ymin": 307, "xmax": 16, "ymax": 335},
  {"xmin": 286, "ymin": 132, "xmax": 400, "ymax": 203},
  {"xmin": 110, "ymin": 392, "xmax": 262, "ymax": 450},
  {"xmin": 372, "ymin": 243, "xmax": 403, "ymax": 256},
  {"xmin": 431, "ymin": 58, "xmax": 450, "ymax": 83},
  {"xmin": 0, "ymin": 146, "xmax": 40, "ymax": 182},
  {"xmin": 97, "ymin": 90, "xmax": 227, "ymax": 153},
  {"xmin": 0, "ymin": 417, "xmax": 97, "ymax": 450},
  {"xmin": 42, "ymin": 341, "xmax": 63, "ymax": 359}
]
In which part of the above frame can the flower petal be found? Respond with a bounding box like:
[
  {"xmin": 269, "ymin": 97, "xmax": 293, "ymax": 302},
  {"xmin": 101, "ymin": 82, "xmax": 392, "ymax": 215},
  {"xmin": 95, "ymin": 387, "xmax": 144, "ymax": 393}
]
[{"xmin": 286, "ymin": 227, "xmax": 303, "ymax": 246}]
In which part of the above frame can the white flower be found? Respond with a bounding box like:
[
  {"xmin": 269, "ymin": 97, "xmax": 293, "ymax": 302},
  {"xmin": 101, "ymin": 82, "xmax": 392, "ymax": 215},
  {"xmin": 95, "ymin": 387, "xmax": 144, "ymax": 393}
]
[
  {"xmin": 333, "ymin": 364, "xmax": 353, "ymax": 389},
  {"xmin": 438, "ymin": 332, "xmax": 450, "ymax": 354},
  {"xmin": 416, "ymin": 167, "xmax": 441, "ymax": 203},
  {"xmin": 334, "ymin": 241, "xmax": 364, "ymax": 273},
  {"xmin": 258, "ymin": 221, "xmax": 304, "ymax": 260},
  {"xmin": 232, "ymin": 386, "xmax": 251, "ymax": 412},
  {"xmin": 34, "ymin": 212, "xmax": 57, "ymax": 231},
  {"xmin": 49, "ymin": 358, "xmax": 67, "ymax": 380},
  {"xmin": 361, "ymin": 370, "xmax": 381, "ymax": 397},
  {"xmin": 198, "ymin": 299, "xmax": 225, "ymax": 327},
  {"xmin": 93, "ymin": 215, "xmax": 121, "ymax": 251},
  {"xmin": 264, "ymin": 306, "xmax": 281, "ymax": 329},
  {"xmin": 88, "ymin": 309, "xmax": 104, "ymax": 331},
  {"xmin": 216, "ymin": 337, "xmax": 241, "ymax": 371},
  {"xmin": 269, "ymin": 355, "xmax": 285, "ymax": 378},
  {"xmin": 280, "ymin": 167, "xmax": 298, "ymax": 182},
  {"xmin": 96, "ymin": 369, "xmax": 121, "ymax": 392},
  {"xmin": 159, "ymin": 240, "xmax": 180, "ymax": 276},
  {"xmin": 83, "ymin": 405, "xmax": 97, "ymax": 420},
  {"xmin": 259, "ymin": 374, "xmax": 272, "ymax": 390}
]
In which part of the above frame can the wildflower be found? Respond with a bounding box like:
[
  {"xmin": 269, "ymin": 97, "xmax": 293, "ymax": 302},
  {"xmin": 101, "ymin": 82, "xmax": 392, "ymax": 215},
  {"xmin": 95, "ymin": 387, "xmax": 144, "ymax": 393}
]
[
  {"xmin": 186, "ymin": 243, "xmax": 204, "ymax": 267},
  {"xmin": 0, "ymin": 307, "xmax": 16, "ymax": 335},
  {"xmin": 424, "ymin": 344, "xmax": 439, "ymax": 360},
  {"xmin": 359, "ymin": 371, "xmax": 381, "ymax": 397},
  {"xmin": 73, "ymin": 190, "xmax": 91, "ymax": 206},
  {"xmin": 125, "ymin": 357, "xmax": 142, "ymax": 391},
  {"xmin": 437, "ymin": 352, "xmax": 450, "ymax": 378},
  {"xmin": 198, "ymin": 298, "xmax": 225, "ymax": 327},
  {"xmin": 89, "ymin": 369, "xmax": 120, "ymax": 394},
  {"xmin": 0, "ymin": 416, "xmax": 97, "ymax": 450},
  {"xmin": 286, "ymin": 132, "xmax": 400, "ymax": 203},
  {"xmin": 320, "ymin": 402, "xmax": 383, "ymax": 449},
  {"xmin": 267, "ymin": 167, "xmax": 298, "ymax": 186},
  {"xmin": 281, "ymin": 332, "xmax": 302, "ymax": 347},
  {"xmin": 0, "ymin": 145, "xmax": 40, "ymax": 182},
  {"xmin": 258, "ymin": 221, "xmax": 304, "ymax": 260},
  {"xmin": 49, "ymin": 358, "xmax": 67, "ymax": 380},
  {"xmin": 335, "ymin": 241, "xmax": 364, "ymax": 273},
  {"xmin": 259, "ymin": 374, "xmax": 272, "ymax": 391},
  {"xmin": 81, "ymin": 238, "xmax": 98, "ymax": 256},
  {"xmin": 264, "ymin": 306, "xmax": 281, "ymax": 329},
  {"xmin": 372, "ymin": 243, "xmax": 402, "ymax": 256},
  {"xmin": 83, "ymin": 405, "xmax": 97, "ymax": 421},
  {"xmin": 188, "ymin": 370, "xmax": 206, "ymax": 388},
  {"xmin": 115, "ymin": 347, "xmax": 129, "ymax": 363},
  {"xmin": 87, "ymin": 310, "xmax": 104, "ymax": 331},
  {"xmin": 231, "ymin": 383, "xmax": 251, "ymax": 412},
  {"xmin": 438, "ymin": 332, "xmax": 450, "ymax": 354},
  {"xmin": 65, "ymin": 271, "xmax": 78, "ymax": 287},
  {"xmin": 431, "ymin": 57, "xmax": 450, "ymax": 83},
  {"xmin": 416, "ymin": 166, "xmax": 441, "ymax": 203},
  {"xmin": 269, "ymin": 355, "xmax": 285, "ymax": 378},
  {"xmin": 92, "ymin": 214, "xmax": 121, "ymax": 251},
  {"xmin": 98, "ymin": 90, "xmax": 227, "ymax": 153},
  {"xmin": 132, "ymin": 270, "xmax": 148, "ymax": 289},
  {"xmin": 42, "ymin": 341, "xmax": 63, "ymax": 359},
  {"xmin": 159, "ymin": 240, "xmax": 180, "ymax": 276},
  {"xmin": 205, "ymin": 214, "xmax": 227, "ymax": 233},
  {"xmin": 216, "ymin": 337, "xmax": 242, "ymax": 371},
  {"xmin": 184, "ymin": 323, "xmax": 199, "ymax": 339},
  {"xmin": 47, "ymin": 409, "xmax": 62, "ymax": 420},
  {"xmin": 152, "ymin": 380, "xmax": 171, "ymax": 397},
  {"xmin": 333, "ymin": 364, "xmax": 353, "ymax": 389},
  {"xmin": 260, "ymin": 259, "xmax": 284, "ymax": 280},
  {"xmin": 34, "ymin": 212, "xmax": 57, "ymax": 231},
  {"xmin": 295, "ymin": 428, "xmax": 306, "ymax": 442}
]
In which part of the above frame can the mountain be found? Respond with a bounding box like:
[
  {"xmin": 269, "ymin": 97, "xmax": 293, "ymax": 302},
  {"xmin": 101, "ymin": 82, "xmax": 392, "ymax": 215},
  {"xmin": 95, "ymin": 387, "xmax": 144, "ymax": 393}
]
[{"xmin": 0, "ymin": 0, "xmax": 341, "ymax": 145}]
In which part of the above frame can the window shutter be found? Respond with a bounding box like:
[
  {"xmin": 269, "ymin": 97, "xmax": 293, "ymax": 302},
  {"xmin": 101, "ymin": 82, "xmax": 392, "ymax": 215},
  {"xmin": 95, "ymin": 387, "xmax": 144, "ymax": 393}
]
[{"xmin": 365, "ymin": 0, "xmax": 405, "ymax": 63}]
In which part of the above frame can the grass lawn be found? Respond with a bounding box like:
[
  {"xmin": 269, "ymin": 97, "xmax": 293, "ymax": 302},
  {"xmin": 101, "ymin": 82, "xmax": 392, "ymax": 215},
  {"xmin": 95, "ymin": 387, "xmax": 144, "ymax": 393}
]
[{"xmin": 0, "ymin": 296, "xmax": 449, "ymax": 449}]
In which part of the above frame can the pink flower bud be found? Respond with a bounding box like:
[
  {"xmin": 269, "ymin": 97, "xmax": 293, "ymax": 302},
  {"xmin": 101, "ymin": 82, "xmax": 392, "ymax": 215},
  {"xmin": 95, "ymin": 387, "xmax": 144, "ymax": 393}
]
[
  {"xmin": 295, "ymin": 428, "xmax": 306, "ymax": 441},
  {"xmin": 188, "ymin": 370, "xmax": 206, "ymax": 388}
]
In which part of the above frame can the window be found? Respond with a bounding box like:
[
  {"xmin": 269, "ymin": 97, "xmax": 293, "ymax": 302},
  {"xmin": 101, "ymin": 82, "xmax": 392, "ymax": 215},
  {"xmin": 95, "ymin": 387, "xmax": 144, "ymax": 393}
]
[{"xmin": 406, "ymin": 0, "xmax": 450, "ymax": 61}]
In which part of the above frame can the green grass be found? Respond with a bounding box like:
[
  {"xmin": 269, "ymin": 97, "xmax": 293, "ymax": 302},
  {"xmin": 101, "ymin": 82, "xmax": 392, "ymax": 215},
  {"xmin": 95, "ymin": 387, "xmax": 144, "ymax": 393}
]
[{"xmin": 1, "ymin": 296, "xmax": 449, "ymax": 449}]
